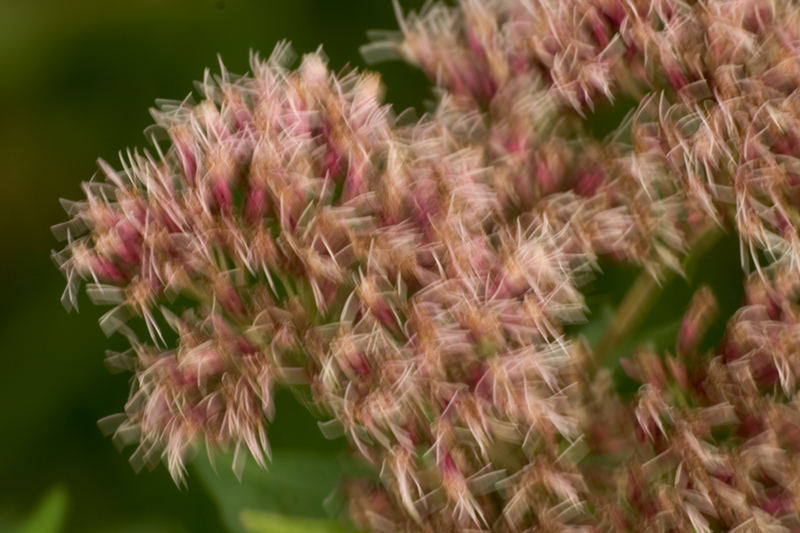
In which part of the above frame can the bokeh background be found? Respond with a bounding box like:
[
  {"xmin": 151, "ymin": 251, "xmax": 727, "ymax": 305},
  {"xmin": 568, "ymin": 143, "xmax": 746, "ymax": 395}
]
[{"xmin": 0, "ymin": 1, "xmax": 428, "ymax": 531}]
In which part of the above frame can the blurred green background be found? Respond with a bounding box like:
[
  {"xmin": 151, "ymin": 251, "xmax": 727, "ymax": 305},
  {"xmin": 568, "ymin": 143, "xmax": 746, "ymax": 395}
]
[{"xmin": 0, "ymin": 1, "xmax": 428, "ymax": 531}]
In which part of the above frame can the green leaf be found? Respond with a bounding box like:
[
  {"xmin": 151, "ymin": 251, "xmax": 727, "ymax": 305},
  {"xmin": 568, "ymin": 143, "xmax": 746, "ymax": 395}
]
[
  {"xmin": 193, "ymin": 448, "xmax": 365, "ymax": 533},
  {"xmin": 191, "ymin": 390, "xmax": 369, "ymax": 533},
  {"xmin": 16, "ymin": 485, "xmax": 68, "ymax": 533},
  {"xmin": 239, "ymin": 510, "xmax": 351, "ymax": 533}
]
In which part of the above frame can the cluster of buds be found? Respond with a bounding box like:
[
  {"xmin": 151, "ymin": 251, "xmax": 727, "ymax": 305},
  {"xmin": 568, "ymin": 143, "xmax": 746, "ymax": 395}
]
[
  {"xmin": 54, "ymin": 0, "xmax": 800, "ymax": 531},
  {"xmin": 608, "ymin": 270, "xmax": 800, "ymax": 532},
  {"xmin": 375, "ymin": 0, "xmax": 800, "ymax": 272}
]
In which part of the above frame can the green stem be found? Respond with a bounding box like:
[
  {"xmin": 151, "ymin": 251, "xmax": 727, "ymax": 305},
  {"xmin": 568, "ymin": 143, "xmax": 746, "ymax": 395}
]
[{"xmin": 591, "ymin": 223, "xmax": 723, "ymax": 371}]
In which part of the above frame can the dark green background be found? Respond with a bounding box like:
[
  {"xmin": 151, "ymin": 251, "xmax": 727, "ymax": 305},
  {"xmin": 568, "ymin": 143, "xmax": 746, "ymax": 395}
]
[{"xmin": 0, "ymin": 1, "xmax": 427, "ymax": 531}]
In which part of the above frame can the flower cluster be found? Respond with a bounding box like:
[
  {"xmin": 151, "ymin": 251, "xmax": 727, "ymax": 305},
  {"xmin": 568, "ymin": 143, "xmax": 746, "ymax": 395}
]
[
  {"xmin": 54, "ymin": 0, "xmax": 800, "ymax": 531},
  {"xmin": 611, "ymin": 269, "xmax": 800, "ymax": 531}
]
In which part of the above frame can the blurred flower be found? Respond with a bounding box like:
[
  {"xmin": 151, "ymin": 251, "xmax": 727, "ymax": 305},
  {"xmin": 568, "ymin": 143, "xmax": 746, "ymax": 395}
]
[{"xmin": 55, "ymin": 0, "xmax": 800, "ymax": 530}]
